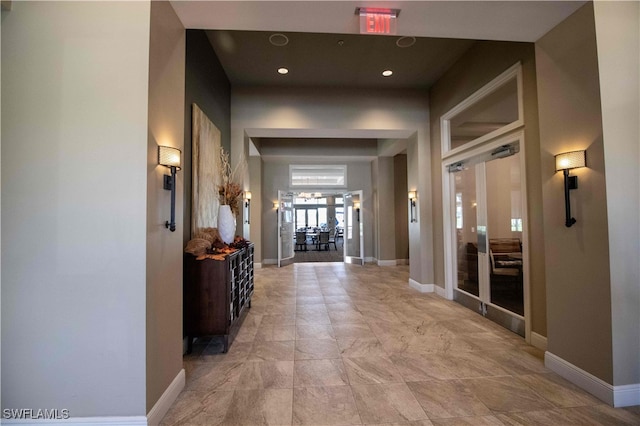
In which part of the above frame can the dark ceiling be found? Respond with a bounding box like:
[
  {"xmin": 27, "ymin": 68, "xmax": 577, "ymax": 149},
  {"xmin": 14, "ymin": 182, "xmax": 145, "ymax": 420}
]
[{"xmin": 206, "ymin": 30, "xmax": 476, "ymax": 89}]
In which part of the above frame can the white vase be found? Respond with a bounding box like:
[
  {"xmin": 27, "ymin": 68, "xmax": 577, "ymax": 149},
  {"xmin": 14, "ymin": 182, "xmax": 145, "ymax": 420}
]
[{"xmin": 218, "ymin": 204, "xmax": 236, "ymax": 244}]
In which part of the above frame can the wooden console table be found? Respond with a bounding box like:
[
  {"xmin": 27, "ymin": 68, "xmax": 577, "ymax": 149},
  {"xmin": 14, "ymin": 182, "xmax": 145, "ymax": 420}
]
[{"xmin": 183, "ymin": 242, "xmax": 254, "ymax": 353}]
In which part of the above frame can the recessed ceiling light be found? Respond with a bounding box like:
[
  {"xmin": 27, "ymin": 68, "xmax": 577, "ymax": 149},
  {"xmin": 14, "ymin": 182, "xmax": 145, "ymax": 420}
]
[
  {"xmin": 278, "ymin": 67, "xmax": 289, "ymax": 75},
  {"xmin": 382, "ymin": 70, "xmax": 393, "ymax": 77}
]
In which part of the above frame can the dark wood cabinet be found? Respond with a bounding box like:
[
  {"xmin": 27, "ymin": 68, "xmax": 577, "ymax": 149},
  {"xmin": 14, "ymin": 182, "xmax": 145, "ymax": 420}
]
[{"xmin": 183, "ymin": 243, "xmax": 254, "ymax": 353}]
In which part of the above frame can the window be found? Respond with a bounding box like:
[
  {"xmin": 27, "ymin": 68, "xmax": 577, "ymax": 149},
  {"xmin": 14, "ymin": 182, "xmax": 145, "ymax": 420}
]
[{"xmin": 290, "ymin": 165, "xmax": 346, "ymax": 187}]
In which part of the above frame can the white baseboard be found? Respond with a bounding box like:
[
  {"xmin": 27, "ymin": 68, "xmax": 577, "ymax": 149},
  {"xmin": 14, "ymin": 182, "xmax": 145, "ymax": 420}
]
[
  {"xmin": 396, "ymin": 258, "xmax": 409, "ymax": 265},
  {"xmin": 434, "ymin": 285, "xmax": 447, "ymax": 298},
  {"xmin": 263, "ymin": 258, "xmax": 277, "ymax": 265},
  {"xmin": 408, "ymin": 278, "xmax": 434, "ymax": 293},
  {"xmin": 0, "ymin": 417, "xmax": 147, "ymax": 425},
  {"xmin": 254, "ymin": 262, "xmax": 263, "ymax": 269},
  {"xmin": 147, "ymin": 369, "xmax": 185, "ymax": 425},
  {"xmin": 377, "ymin": 259, "xmax": 397, "ymax": 266},
  {"xmin": 365, "ymin": 256, "xmax": 375, "ymax": 263},
  {"xmin": 545, "ymin": 351, "xmax": 640, "ymax": 407},
  {"xmin": 530, "ymin": 332, "xmax": 548, "ymax": 351}
]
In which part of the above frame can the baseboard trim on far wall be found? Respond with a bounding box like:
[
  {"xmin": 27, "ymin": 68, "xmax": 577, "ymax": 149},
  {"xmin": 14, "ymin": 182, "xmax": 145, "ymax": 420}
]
[
  {"xmin": 254, "ymin": 262, "xmax": 263, "ymax": 269},
  {"xmin": 396, "ymin": 259, "xmax": 409, "ymax": 265},
  {"xmin": 408, "ymin": 278, "xmax": 434, "ymax": 293},
  {"xmin": 530, "ymin": 332, "xmax": 548, "ymax": 351},
  {"xmin": 377, "ymin": 259, "xmax": 397, "ymax": 266},
  {"xmin": 263, "ymin": 259, "xmax": 277, "ymax": 265},
  {"xmin": 545, "ymin": 351, "xmax": 640, "ymax": 407},
  {"xmin": 147, "ymin": 368, "xmax": 185, "ymax": 425}
]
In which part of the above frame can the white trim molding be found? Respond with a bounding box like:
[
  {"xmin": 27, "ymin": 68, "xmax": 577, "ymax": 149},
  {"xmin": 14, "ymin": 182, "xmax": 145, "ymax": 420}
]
[
  {"xmin": 263, "ymin": 258, "xmax": 278, "ymax": 265},
  {"xmin": 147, "ymin": 369, "xmax": 185, "ymax": 426},
  {"xmin": 434, "ymin": 285, "xmax": 447, "ymax": 299},
  {"xmin": 545, "ymin": 351, "xmax": 640, "ymax": 407},
  {"xmin": 377, "ymin": 259, "xmax": 397, "ymax": 266},
  {"xmin": 530, "ymin": 332, "xmax": 548, "ymax": 351},
  {"xmin": 396, "ymin": 258, "xmax": 409, "ymax": 265},
  {"xmin": 409, "ymin": 278, "xmax": 434, "ymax": 293},
  {"xmin": 254, "ymin": 262, "xmax": 263, "ymax": 269}
]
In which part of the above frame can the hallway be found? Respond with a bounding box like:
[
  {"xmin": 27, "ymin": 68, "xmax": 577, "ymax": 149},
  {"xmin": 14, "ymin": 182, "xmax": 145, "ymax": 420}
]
[{"xmin": 161, "ymin": 264, "xmax": 640, "ymax": 425}]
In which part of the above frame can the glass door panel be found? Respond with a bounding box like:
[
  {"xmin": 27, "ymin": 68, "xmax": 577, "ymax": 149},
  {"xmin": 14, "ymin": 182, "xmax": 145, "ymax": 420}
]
[
  {"xmin": 486, "ymin": 153, "xmax": 524, "ymax": 316},
  {"xmin": 344, "ymin": 191, "xmax": 363, "ymax": 265},
  {"xmin": 453, "ymin": 167, "xmax": 479, "ymax": 297},
  {"xmin": 278, "ymin": 191, "xmax": 294, "ymax": 267}
]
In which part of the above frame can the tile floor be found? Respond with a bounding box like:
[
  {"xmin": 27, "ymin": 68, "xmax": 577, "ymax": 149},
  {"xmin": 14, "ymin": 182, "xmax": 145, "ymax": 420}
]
[{"xmin": 161, "ymin": 263, "xmax": 640, "ymax": 425}]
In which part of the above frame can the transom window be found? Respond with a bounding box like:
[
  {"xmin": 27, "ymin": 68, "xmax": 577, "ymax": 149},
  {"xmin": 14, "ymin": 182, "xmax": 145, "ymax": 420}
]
[{"xmin": 290, "ymin": 165, "xmax": 346, "ymax": 187}]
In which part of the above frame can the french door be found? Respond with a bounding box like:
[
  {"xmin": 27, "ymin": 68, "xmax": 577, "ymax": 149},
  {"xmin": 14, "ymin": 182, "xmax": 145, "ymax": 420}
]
[
  {"xmin": 343, "ymin": 191, "xmax": 364, "ymax": 265},
  {"xmin": 277, "ymin": 191, "xmax": 294, "ymax": 267},
  {"xmin": 445, "ymin": 136, "xmax": 528, "ymax": 336}
]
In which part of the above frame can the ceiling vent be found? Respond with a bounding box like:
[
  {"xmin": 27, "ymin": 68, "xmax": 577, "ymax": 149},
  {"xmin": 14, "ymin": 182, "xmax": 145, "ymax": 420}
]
[
  {"xmin": 396, "ymin": 36, "xmax": 416, "ymax": 48},
  {"xmin": 269, "ymin": 33, "xmax": 289, "ymax": 46}
]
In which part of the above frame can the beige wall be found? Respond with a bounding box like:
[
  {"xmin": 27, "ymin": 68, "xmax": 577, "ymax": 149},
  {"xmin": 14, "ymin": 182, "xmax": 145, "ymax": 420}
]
[
  {"xmin": 428, "ymin": 41, "xmax": 546, "ymax": 335},
  {"xmin": 536, "ymin": 2, "xmax": 613, "ymax": 383},
  {"xmin": 373, "ymin": 157, "xmax": 397, "ymax": 262},
  {"xmin": 1, "ymin": 1, "xmax": 150, "ymax": 416},
  {"xmin": 146, "ymin": 1, "xmax": 185, "ymax": 413},
  {"xmin": 249, "ymin": 156, "xmax": 263, "ymax": 262},
  {"xmin": 593, "ymin": 0, "xmax": 640, "ymax": 387},
  {"xmin": 394, "ymin": 155, "xmax": 410, "ymax": 261}
]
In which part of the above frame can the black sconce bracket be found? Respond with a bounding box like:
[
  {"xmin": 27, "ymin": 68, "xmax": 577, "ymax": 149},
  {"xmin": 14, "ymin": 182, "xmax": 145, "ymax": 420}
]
[{"xmin": 563, "ymin": 169, "xmax": 577, "ymax": 228}]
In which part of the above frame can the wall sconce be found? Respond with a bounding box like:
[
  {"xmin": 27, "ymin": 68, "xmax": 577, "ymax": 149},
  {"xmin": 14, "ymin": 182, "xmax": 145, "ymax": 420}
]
[
  {"xmin": 244, "ymin": 191, "xmax": 252, "ymax": 224},
  {"xmin": 158, "ymin": 146, "xmax": 181, "ymax": 232},
  {"xmin": 273, "ymin": 201, "xmax": 279, "ymax": 214},
  {"xmin": 353, "ymin": 201, "xmax": 361, "ymax": 222},
  {"xmin": 555, "ymin": 150, "xmax": 586, "ymax": 228},
  {"xmin": 408, "ymin": 191, "xmax": 417, "ymax": 223}
]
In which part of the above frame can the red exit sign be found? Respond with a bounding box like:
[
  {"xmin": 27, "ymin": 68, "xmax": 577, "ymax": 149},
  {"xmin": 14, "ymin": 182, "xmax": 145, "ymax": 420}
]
[{"xmin": 357, "ymin": 7, "xmax": 399, "ymax": 35}]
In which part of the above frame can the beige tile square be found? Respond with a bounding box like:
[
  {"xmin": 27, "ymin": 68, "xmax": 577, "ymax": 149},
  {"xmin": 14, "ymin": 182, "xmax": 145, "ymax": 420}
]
[
  {"xmin": 337, "ymin": 337, "xmax": 388, "ymax": 358},
  {"xmin": 296, "ymin": 324, "xmax": 335, "ymax": 340},
  {"xmin": 407, "ymin": 380, "xmax": 491, "ymax": 419},
  {"xmin": 430, "ymin": 415, "xmax": 504, "ymax": 425},
  {"xmin": 351, "ymin": 383, "xmax": 428, "ymax": 424},
  {"xmin": 296, "ymin": 310, "xmax": 332, "ymax": 325},
  {"xmin": 518, "ymin": 373, "xmax": 601, "ymax": 407},
  {"xmin": 249, "ymin": 340, "xmax": 296, "ymax": 361},
  {"xmin": 389, "ymin": 353, "xmax": 456, "ymax": 382},
  {"xmin": 160, "ymin": 389, "xmax": 234, "ymax": 426},
  {"xmin": 293, "ymin": 386, "xmax": 361, "ymax": 425},
  {"xmin": 464, "ymin": 376, "xmax": 555, "ymax": 413},
  {"xmin": 185, "ymin": 361, "xmax": 244, "ymax": 391},
  {"xmin": 294, "ymin": 359, "xmax": 349, "ymax": 387},
  {"xmin": 295, "ymin": 338, "xmax": 341, "ymax": 360},
  {"xmin": 343, "ymin": 356, "xmax": 404, "ymax": 384},
  {"xmin": 201, "ymin": 341, "xmax": 252, "ymax": 363},
  {"xmin": 223, "ymin": 388, "xmax": 293, "ymax": 425},
  {"xmin": 329, "ymin": 310, "xmax": 367, "ymax": 324},
  {"xmin": 333, "ymin": 323, "xmax": 377, "ymax": 339},
  {"xmin": 255, "ymin": 324, "xmax": 296, "ymax": 342},
  {"xmin": 261, "ymin": 313, "xmax": 297, "ymax": 326},
  {"xmin": 236, "ymin": 361, "xmax": 294, "ymax": 389}
]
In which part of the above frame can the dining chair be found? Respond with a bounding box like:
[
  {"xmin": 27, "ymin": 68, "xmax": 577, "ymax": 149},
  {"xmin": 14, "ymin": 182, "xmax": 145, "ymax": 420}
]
[{"xmin": 317, "ymin": 231, "xmax": 330, "ymax": 251}]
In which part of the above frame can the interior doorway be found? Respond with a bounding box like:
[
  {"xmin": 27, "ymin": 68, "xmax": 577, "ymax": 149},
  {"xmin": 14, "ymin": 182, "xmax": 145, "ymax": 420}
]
[{"xmin": 279, "ymin": 191, "xmax": 347, "ymax": 264}]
